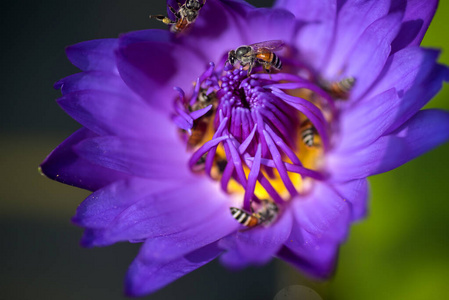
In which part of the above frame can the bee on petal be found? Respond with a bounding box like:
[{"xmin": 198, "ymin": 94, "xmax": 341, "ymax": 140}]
[
  {"xmin": 319, "ymin": 77, "xmax": 356, "ymax": 100},
  {"xmin": 227, "ymin": 40, "xmax": 284, "ymax": 75},
  {"xmin": 230, "ymin": 200, "xmax": 279, "ymax": 228}
]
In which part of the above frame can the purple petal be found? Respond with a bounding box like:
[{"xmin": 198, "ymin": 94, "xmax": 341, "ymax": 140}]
[
  {"xmin": 178, "ymin": 0, "xmax": 251, "ymax": 64},
  {"xmin": 290, "ymin": 181, "xmax": 351, "ymax": 243},
  {"xmin": 219, "ymin": 210, "xmax": 293, "ymax": 269},
  {"xmin": 364, "ymin": 47, "xmax": 448, "ymax": 133},
  {"xmin": 136, "ymin": 205, "xmax": 237, "ymax": 263},
  {"xmin": 328, "ymin": 109, "xmax": 449, "ymax": 181},
  {"xmin": 73, "ymin": 177, "xmax": 182, "ymax": 229},
  {"xmin": 39, "ymin": 128, "xmax": 128, "ymax": 191},
  {"xmin": 74, "ymin": 136, "xmax": 190, "ymax": 179},
  {"xmin": 125, "ymin": 242, "xmax": 222, "ymax": 297},
  {"xmin": 323, "ymin": 0, "xmax": 390, "ymax": 77},
  {"xmin": 342, "ymin": 12, "xmax": 403, "ymax": 101},
  {"xmin": 243, "ymin": 8, "xmax": 296, "ymax": 45},
  {"xmin": 54, "ymin": 71, "xmax": 136, "ymax": 98},
  {"xmin": 281, "ymin": 0, "xmax": 337, "ymax": 70},
  {"xmin": 116, "ymin": 30, "xmax": 207, "ymax": 112},
  {"xmin": 278, "ymin": 237, "xmax": 339, "ymax": 279},
  {"xmin": 333, "ymin": 179, "xmax": 370, "ymax": 221},
  {"xmin": 79, "ymin": 178, "xmax": 233, "ymax": 247},
  {"xmin": 336, "ymin": 88, "xmax": 400, "ymax": 152},
  {"xmin": 391, "ymin": 0, "xmax": 438, "ymax": 53},
  {"xmin": 57, "ymin": 90, "xmax": 174, "ymax": 139},
  {"xmin": 367, "ymin": 46, "xmax": 440, "ymax": 99},
  {"xmin": 66, "ymin": 39, "xmax": 118, "ymax": 72}
]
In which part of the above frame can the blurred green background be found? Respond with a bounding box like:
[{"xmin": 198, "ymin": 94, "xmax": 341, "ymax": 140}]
[{"xmin": 1, "ymin": 1, "xmax": 448, "ymax": 299}]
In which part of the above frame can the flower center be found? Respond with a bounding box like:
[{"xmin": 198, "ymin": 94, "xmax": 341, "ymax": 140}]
[{"xmin": 172, "ymin": 50, "xmax": 353, "ymax": 226}]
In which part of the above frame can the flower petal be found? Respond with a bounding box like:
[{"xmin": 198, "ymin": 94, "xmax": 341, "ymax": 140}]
[
  {"xmin": 136, "ymin": 205, "xmax": 237, "ymax": 263},
  {"xmin": 116, "ymin": 30, "xmax": 206, "ymax": 112},
  {"xmin": 125, "ymin": 242, "xmax": 222, "ymax": 297},
  {"xmin": 323, "ymin": 0, "xmax": 390, "ymax": 77},
  {"xmin": 277, "ymin": 0, "xmax": 337, "ymax": 70},
  {"xmin": 278, "ymin": 238, "xmax": 339, "ymax": 279},
  {"xmin": 179, "ymin": 0, "xmax": 252, "ymax": 63},
  {"xmin": 327, "ymin": 109, "xmax": 449, "ymax": 181},
  {"xmin": 333, "ymin": 179, "xmax": 370, "ymax": 221},
  {"xmin": 291, "ymin": 181, "xmax": 351, "ymax": 243},
  {"xmin": 54, "ymin": 71, "xmax": 136, "ymax": 98},
  {"xmin": 391, "ymin": 0, "xmax": 438, "ymax": 53},
  {"xmin": 74, "ymin": 136, "xmax": 189, "ymax": 179},
  {"xmin": 244, "ymin": 8, "xmax": 296, "ymax": 45},
  {"xmin": 342, "ymin": 12, "xmax": 403, "ymax": 100},
  {"xmin": 219, "ymin": 210, "xmax": 293, "ymax": 269},
  {"xmin": 79, "ymin": 178, "xmax": 232, "ymax": 247},
  {"xmin": 367, "ymin": 46, "xmax": 440, "ymax": 99},
  {"xmin": 57, "ymin": 90, "xmax": 174, "ymax": 139},
  {"xmin": 336, "ymin": 88, "xmax": 400, "ymax": 152},
  {"xmin": 73, "ymin": 177, "xmax": 181, "ymax": 229},
  {"xmin": 66, "ymin": 39, "xmax": 118, "ymax": 72},
  {"xmin": 39, "ymin": 128, "xmax": 128, "ymax": 191}
]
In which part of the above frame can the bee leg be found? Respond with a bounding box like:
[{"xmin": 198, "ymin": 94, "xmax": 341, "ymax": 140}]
[
  {"xmin": 168, "ymin": 5, "xmax": 180, "ymax": 18},
  {"xmin": 247, "ymin": 57, "xmax": 256, "ymax": 76},
  {"xmin": 150, "ymin": 15, "xmax": 175, "ymax": 25},
  {"xmin": 247, "ymin": 63, "xmax": 254, "ymax": 76},
  {"xmin": 263, "ymin": 64, "xmax": 272, "ymax": 79}
]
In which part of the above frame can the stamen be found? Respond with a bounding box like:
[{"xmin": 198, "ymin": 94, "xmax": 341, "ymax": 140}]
[
  {"xmin": 171, "ymin": 55, "xmax": 347, "ymax": 228},
  {"xmin": 262, "ymin": 128, "xmax": 298, "ymax": 197},
  {"xmin": 243, "ymin": 143, "xmax": 262, "ymax": 211}
]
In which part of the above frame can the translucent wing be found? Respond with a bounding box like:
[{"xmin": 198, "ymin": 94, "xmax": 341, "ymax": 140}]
[{"xmin": 249, "ymin": 40, "xmax": 284, "ymax": 51}]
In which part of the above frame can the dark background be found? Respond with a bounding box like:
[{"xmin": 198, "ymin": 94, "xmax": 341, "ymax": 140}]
[{"xmin": 1, "ymin": 1, "xmax": 449, "ymax": 299}]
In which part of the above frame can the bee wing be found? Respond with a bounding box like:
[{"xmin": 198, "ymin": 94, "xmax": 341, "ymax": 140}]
[{"xmin": 249, "ymin": 40, "xmax": 285, "ymax": 52}]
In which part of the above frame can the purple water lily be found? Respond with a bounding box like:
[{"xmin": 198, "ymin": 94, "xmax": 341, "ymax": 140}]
[{"xmin": 40, "ymin": 0, "xmax": 449, "ymax": 296}]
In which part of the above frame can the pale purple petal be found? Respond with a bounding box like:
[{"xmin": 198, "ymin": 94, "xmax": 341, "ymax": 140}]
[
  {"xmin": 125, "ymin": 242, "xmax": 222, "ymax": 297},
  {"xmin": 333, "ymin": 179, "xmax": 370, "ymax": 221},
  {"xmin": 323, "ymin": 0, "xmax": 390, "ymax": 77},
  {"xmin": 291, "ymin": 181, "xmax": 351, "ymax": 243},
  {"xmin": 79, "ymin": 179, "xmax": 231, "ymax": 247},
  {"xmin": 328, "ymin": 109, "xmax": 449, "ymax": 181},
  {"xmin": 74, "ymin": 136, "xmax": 190, "ymax": 179},
  {"xmin": 341, "ymin": 12, "xmax": 403, "ymax": 100}
]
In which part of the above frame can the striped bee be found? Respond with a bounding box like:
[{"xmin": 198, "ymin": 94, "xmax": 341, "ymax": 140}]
[
  {"xmin": 227, "ymin": 40, "xmax": 284, "ymax": 75},
  {"xmin": 230, "ymin": 200, "xmax": 279, "ymax": 227},
  {"xmin": 150, "ymin": 0, "xmax": 206, "ymax": 34},
  {"xmin": 320, "ymin": 77, "xmax": 356, "ymax": 100},
  {"xmin": 300, "ymin": 119, "xmax": 317, "ymax": 147}
]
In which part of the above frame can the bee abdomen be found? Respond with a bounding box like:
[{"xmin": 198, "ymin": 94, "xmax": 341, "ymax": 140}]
[
  {"xmin": 271, "ymin": 53, "xmax": 282, "ymax": 70},
  {"xmin": 230, "ymin": 207, "xmax": 258, "ymax": 227},
  {"xmin": 301, "ymin": 127, "xmax": 315, "ymax": 147}
]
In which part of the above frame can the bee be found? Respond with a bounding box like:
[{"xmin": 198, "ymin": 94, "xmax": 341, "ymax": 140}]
[
  {"xmin": 150, "ymin": 0, "xmax": 206, "ymax": 34},
  {"xmin": 230, "ymin": 200, "xmax": 279, "ymax": 228},
  {"xmin": 187, "ymin": 90, "xmax": 217, "ymax": 149},
  {"xmin": 319, "ymin": 77, "xmax": 356, "ymax": 100},
  {"xmin": 300, "ymin": 119, "xmax": 318, "ymax": 147},
  {"xmin": 227, "ymin": 40, "xmax": 284, "ymax": 75}
]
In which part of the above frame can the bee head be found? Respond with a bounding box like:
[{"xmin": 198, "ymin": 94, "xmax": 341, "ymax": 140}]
[
  {"xmin": 235, "ymin": 46, "xmax": 251, "ymax": 59},
  {"xmin": 227, "ymin": 50, "xmax": 237, "ymax": 65},
  {"xmin": 186, "ymin": 0, "xmax": 201, "ymax": 10}
]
